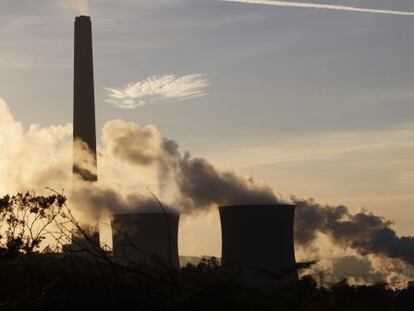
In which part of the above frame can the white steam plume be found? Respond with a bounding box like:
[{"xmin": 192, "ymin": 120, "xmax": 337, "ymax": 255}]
[
  {"xmin": 224, "ymin": 0, "xmax": 414, "ymax": 16},
  {"xmin": 57, "ymin": 0, "xmax": 89, "ymax": 15}
]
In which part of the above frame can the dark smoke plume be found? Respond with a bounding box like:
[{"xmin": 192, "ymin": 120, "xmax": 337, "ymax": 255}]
[
  {"xmin": 294, "ymin": 197, "xmax": 414, "ymax": 264},
  {"xmin": 102, "ymin": 120, "xmax": 414, "ymax": 266},
  {"xmin": 175, "ymin": 152, "xmax": 278, "ymax": 209},
  {"xmin": 102, "ymin": 120, "xmax": 279, "ymax": 212},
  {"xmin": 72, "ymin": 185, "xmax": 174, "ymax": 218}
]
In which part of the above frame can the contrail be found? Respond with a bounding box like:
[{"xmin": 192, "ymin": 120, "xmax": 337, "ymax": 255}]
[{"xmin": 224, "ymin": 0, "xmax": 414, "ymax": 16}]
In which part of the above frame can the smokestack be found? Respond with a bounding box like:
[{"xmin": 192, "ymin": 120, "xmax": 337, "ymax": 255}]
[
  {"xmin": 219, "ymin": 204, "xmax": 298, "ymax": 287},
  {"xmin": 73, "ymin": 15, "xmax": 97, "ymax": 182}
]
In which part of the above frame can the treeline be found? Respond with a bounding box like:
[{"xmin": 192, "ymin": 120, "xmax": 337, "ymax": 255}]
[
  {"xmin": 0, "ymin": 255, "xmax": 413, "ymax": 311},
  {"xmin": 0, "ymin": 192, "xmax": 413, "ymax": 311}
]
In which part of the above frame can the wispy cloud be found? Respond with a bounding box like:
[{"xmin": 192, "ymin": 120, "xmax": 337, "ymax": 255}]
[
  {"xmin": 105, "ymin": 74, "xmax": 209, "ymax": 109},
  {"xmin": 224, "ymin": 0, "xmax": 414, "ymax": 16}
]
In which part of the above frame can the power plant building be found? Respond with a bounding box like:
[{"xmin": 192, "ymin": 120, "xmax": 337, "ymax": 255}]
[
  {"xmin": 219, "ymin": 204, "xmax": 298, "ymax": 287},
  {"xmin": 69, "ymin": 17, "xmax": 298, "ymax": 287},
  {"xmin": 70, "ymin": 16, "xmax": 181, "ymax": 268}
]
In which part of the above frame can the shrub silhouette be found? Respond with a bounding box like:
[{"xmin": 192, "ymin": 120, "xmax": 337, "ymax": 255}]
[{"xmin": 0, "ymin": 192, "xmax": 66, "ymax": 257}]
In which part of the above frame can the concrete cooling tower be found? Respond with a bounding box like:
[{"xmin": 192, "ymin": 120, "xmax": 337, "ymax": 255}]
[
  {"xmin": 219, "ymin": 204, "xmax": 298, "ymax": 287},
  {"xmin": 112, "ymin": 209, "xmax": 180, "ymax": 269},
  {"xmin": 73, "ymin": 15, "xmax": 97, "ymax": 182}
]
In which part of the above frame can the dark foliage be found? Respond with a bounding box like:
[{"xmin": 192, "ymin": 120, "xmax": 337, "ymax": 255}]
[
  {"xmin": 0, "ymin": 192, "xmax": 66, "ymax": 258},
  {"xmin": 0, "ymin": 192, "xmax": 414, "ymax": 311},
  {"xmin": 0, "ymin": 255, "xmax": 413, "ymax": 311}
]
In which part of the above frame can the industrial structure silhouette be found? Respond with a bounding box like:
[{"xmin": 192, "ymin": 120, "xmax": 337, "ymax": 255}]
[
  {"xmin": 71, "ymin": 16, "xmax": 298, "ymax": 286},
  {"xmin": 220, "ymin": 205, "xmax": 298, "ymax": 286},
  {"xmin": 112, "ymin": 211, "xmax": 180, "ymax": 268},
  {"xmin": 73, "ymin": 15, "xmax": 97, "ymax": 182}
]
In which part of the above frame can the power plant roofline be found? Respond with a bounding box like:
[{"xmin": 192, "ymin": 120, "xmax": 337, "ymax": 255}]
[{"xmin": 73, "ymin": 15, "xmax": 97, "ymax": 182}]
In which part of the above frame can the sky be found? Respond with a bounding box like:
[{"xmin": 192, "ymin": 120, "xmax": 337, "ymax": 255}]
[{"xmin": 0, "ymin": 0, "xmax": 414, "ymax": 257}]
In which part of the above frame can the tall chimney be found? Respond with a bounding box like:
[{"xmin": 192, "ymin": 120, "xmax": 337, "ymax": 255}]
[{"xmin": 73, "ymin": 16, "xmax": 97, "ymax": 182}]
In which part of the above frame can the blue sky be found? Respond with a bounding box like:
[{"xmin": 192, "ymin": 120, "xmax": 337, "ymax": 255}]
[{"xmin": 1, "ymin": 0, "xmax": 414, "ymax": 253}]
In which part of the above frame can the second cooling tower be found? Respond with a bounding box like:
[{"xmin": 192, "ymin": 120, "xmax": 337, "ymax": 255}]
[
  {"xmin": 112, "ymin": 210, "xmax": 180, "ymax": 269},
  {"xmin": 219, "ymin": 204, "xmax": 298, "ymax": 287}
]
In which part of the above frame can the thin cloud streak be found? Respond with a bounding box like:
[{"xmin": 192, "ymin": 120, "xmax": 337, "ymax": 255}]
[
  {"xmin": 224, "ymin": 0, "xmax": 414, "ymax": 16},
  {"xmin": 105, "ymin": 74, "xmax": 209, "ymax": 109}
]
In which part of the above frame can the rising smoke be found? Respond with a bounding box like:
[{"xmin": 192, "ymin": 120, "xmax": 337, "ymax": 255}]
[
  {"xmin": 100, "ymin": 119, "xmax": 414, "ymax": 274},
  {"xmin": 0, "ymin": 98, "xmax": 73, "ymax": 194},
  {"xmin": 0, "ymin": 98, "xmax": 413, "ymax": 285},
  {"xmin": 101, "ymin": 120, "xmax": 279, "ymax": 211},
  {"xmin": 294, "ymin": 198, "xmax": 414, "ymax": 264},
  {"xmin": 57, "ymin": 0, "xmax": 89, "ymax": 15}
]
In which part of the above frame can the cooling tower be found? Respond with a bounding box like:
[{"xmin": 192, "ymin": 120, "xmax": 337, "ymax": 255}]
[
  {"xmin": 219, "ymin": 204, "xmax": 298, "ymax": 287},
  {"xmin": 73, "ymin": 15, "xmax": 97, "ymax": 182},
  {"xmin": 63, "ymin": 227, "xmax": 100, "ymax": 258},
  {"xmin": 112, "ymin": 210, "xmax": 180, "ymax": 269}
]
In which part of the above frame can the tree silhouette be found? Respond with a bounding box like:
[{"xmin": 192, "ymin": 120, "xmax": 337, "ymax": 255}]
[{"xmin": 0, "ymin": 191, "xmax": 66, "ymax": 257}]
